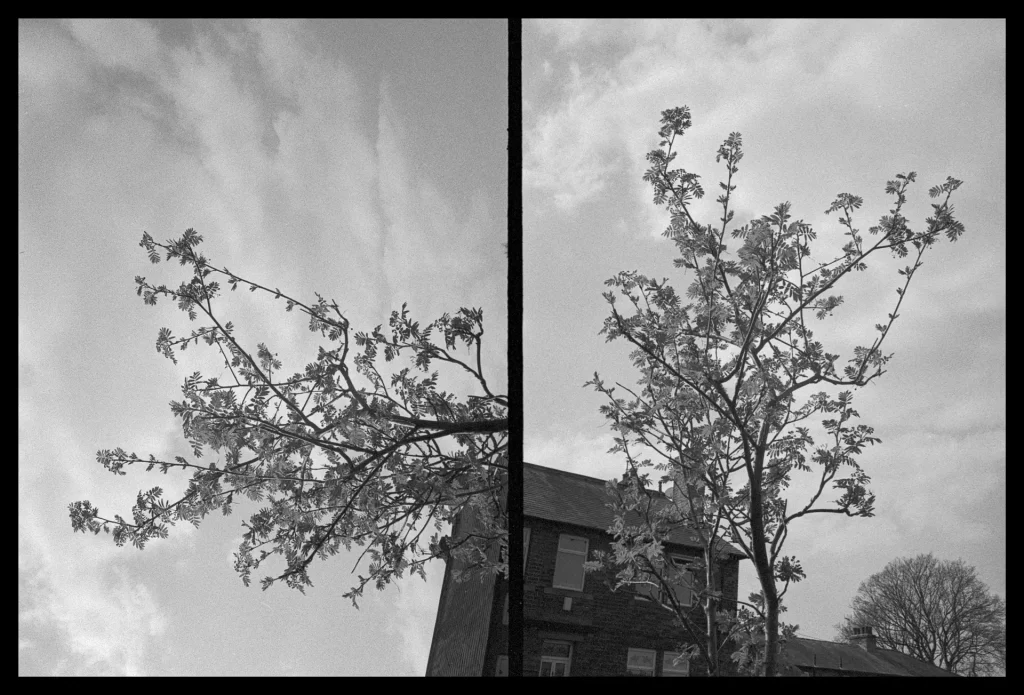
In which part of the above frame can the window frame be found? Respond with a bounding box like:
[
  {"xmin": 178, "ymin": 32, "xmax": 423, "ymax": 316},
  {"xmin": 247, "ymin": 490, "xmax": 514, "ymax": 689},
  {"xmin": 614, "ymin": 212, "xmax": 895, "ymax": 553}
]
[
  {"xmin": 634, "ymin": 567, "xmax": 661, "ymax": 601},
  {"xmin": 552, "ymin": 533, "xmax": 588, "ymax": 591},
  {"xmin": 662, "ymin": 651, "xmax": 690, "ymax": 677},
  {"xmin": 634, "ymin": 553, "xmax": 698, "ymax": 607},
  {"xmin": 539, "ymin": 640, "xmax": 572, "ymax": 677},
  {"xmin": 626, "ymin": 647, "xmax": 657, "ymax": 676},
  {"xmin": 664, "ymin": 553, "xmax": 697, "ymax": 608}
]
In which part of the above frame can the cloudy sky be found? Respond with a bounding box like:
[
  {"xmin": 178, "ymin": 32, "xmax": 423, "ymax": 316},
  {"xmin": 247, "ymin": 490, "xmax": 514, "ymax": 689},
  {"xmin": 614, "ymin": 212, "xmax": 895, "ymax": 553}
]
[
  {"xmin": 524, "ymin": 19, "xmax": 1004, "ymax": 645},
  {"xmin": 19, "ymin": 19, "xmax": 506, "ymax": 676}
]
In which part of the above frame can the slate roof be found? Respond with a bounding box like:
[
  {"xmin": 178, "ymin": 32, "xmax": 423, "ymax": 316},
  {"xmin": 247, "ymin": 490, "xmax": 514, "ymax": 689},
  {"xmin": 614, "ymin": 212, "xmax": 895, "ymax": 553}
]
[
  {"xmin": 524, "ymin": 462, "xmax": 745, "ymax": 557},
  {"xmin": 786, "ymin": 637, "xmax": 959, "ymax": 677}
]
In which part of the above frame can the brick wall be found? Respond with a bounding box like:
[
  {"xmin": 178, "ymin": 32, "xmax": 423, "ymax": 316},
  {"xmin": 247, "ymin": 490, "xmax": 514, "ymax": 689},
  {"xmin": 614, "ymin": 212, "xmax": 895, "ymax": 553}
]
[{"xmin": 524, "ymin": 516, "xmax": 741, "ymax": 677}]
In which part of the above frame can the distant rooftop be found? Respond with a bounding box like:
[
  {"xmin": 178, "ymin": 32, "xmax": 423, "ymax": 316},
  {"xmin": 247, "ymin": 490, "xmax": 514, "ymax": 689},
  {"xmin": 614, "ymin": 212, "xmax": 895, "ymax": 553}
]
[
  {"xmin": 524, "ymin": 461, "xmax": 745, "ymax": 557},
  {"xmin": 786, "ymin": 636, "xmax": 959, "ymax": 677}
]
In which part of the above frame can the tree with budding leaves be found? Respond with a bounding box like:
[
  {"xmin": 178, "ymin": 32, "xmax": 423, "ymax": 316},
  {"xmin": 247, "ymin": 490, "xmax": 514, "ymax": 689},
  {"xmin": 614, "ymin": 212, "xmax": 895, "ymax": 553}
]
[
  {"xmin": 69, "ymin": 229, "xmax": 508, "ymax": 604},
  {"xmin": 587, "ymin": 106, "xmax": 965, "ymax": 675}
]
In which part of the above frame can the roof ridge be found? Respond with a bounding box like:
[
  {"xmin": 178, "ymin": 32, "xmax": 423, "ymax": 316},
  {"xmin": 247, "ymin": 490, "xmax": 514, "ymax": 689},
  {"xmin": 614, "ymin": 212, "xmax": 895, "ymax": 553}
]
[
  {"xmin": 524, "ymin": 461, "xmax": 622, "ymax": 486},
  {"xmin": 791, "ymin": 635, "xmax": 841, "ymax": 644},
  {"xmin": 524, "ymin": 460, "xmax": 669, "ymax": 495},
  {"xmin": 792, "ymin": 636, "xmax": 914, "ymax": 656}
]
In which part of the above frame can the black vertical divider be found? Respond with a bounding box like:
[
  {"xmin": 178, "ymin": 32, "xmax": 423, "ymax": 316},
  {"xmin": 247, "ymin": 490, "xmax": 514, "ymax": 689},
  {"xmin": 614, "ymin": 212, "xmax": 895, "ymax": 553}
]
[{"xmin": 507, "ymin": 17, "xmax": 524, "ymax": 679}]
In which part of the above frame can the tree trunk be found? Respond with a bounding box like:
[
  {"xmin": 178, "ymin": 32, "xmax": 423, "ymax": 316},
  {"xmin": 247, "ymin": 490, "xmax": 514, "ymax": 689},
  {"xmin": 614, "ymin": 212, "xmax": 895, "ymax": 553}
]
[
  {"xmin": 705, "ymin": 548, "xmax": 720, "ymax": 675},
  {"xmin": 747, "ymin": 436, "xmax": 781, "ymax": 676},
  {"xmin": 763, "ymin": 589, "xmax": 780, "ymax": 676}
]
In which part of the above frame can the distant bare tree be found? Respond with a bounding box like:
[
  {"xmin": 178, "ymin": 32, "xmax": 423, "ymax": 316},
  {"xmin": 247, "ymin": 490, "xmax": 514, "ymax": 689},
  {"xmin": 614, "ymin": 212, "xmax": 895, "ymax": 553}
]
[{"xmin": 837, "ymin": 553, "xmax": 1005, "ymax": 676}]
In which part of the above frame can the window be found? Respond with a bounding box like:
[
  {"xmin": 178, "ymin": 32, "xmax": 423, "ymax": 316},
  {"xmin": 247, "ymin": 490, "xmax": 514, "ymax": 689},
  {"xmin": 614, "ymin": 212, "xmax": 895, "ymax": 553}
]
[
  {"xmin": 634, "ymin": 555, "xmax": 695, "ymax": 607},
  {"xmin": 524, "ymin": 527, "xmax": 531, "ymax": 573},
  {"xmin": 626, "ymin": 648, "xmax": 656, "ymax": 676},
  {"xmin": 539, "ymin": 640, "xmax": 572, "ymax": 676},
  {"xmin": 495, "ymin": 655, "xmax": 508, "ymax": 677},
  {"xmin": 664, "ymin": 555, "xmax": 696, "ymax": 607},
  {"xmin": 635, "ymin": 567, "xmax": 660, "ymax": 600},
  {"xmin": 552, "ymin": 534, "xmax": 588, "ymax": 591},
  {"xmin": 662, "ymin": 651, "xmax": 690, "ymax": 676}
]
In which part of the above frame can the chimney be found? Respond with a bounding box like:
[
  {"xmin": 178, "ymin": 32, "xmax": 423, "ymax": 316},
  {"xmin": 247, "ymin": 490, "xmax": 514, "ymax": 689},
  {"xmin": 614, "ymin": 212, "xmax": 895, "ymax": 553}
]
[
  {"xmin": 664, "ymin": 476, "xmax": 704, "ymax": 519},
  {"xmin": 850, "ymin": 626, "xmax": 877, "ymax": 652},
  {"xmin": 658, "ymin": 475, "xmax": 671, "ymax": 494},
  {"xmin": 617, "ymin": 470, "xmax": 631, "ymax": 490}
]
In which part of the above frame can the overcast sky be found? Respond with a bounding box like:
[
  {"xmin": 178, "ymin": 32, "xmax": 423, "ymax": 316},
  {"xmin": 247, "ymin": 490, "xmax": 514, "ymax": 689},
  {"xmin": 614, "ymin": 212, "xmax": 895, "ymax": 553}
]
[
  {"xmin": 524, "ymin": 19, "xmax": 1004, "ymax": 645},
  {"xmin": 19, "ymin": 19, "xmax": 506, "ymax": 676}
]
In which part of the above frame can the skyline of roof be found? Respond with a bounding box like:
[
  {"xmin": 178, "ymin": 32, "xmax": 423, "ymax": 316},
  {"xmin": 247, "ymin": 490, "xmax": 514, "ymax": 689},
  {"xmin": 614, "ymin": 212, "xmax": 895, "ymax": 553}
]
[
  {"xmin": 525, "ymin": 461, "xmax": 745, "ymax": 557},
  {"xmin": 786, "ymin": 635, "xmax": 959, "ymax": 677}
]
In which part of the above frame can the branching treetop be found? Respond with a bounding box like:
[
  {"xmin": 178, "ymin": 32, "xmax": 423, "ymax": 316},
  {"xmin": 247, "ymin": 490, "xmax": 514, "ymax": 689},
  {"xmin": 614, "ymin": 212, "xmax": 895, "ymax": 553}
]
[{"xmin": 70, "ymin": 230, "xmax": 508, "ymax": 603}]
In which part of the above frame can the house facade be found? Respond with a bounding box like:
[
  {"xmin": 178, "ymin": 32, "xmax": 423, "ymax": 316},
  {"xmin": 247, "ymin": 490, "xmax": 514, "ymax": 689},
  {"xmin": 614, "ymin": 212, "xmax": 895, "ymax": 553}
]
[
  {"xmin": 425, "ymin": 462, "xmax": 959, "ymax": 677},
  {"xmin": 524, "ymin": 462, "xmax": 745, "ymax": 677}
]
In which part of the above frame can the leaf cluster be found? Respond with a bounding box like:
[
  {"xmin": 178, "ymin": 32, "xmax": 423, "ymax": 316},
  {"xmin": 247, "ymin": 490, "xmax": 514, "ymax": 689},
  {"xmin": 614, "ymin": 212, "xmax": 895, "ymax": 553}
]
[{"xmin": 70, "ymin": 230, "xmax": 508, "ymax": 601}]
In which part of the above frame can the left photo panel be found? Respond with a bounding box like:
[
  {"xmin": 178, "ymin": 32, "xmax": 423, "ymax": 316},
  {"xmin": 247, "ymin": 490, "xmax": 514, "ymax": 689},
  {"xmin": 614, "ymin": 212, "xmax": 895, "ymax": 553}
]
[{"xmin": 19, "ymin": 19, "xmax": 509, "ymax": 676}]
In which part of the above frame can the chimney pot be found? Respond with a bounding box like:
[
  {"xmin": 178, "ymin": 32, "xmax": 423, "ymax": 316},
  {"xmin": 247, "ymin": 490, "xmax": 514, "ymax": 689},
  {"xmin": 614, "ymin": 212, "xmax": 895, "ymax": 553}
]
[{"xmin": 850, "ymin": 625, "xmax": 877, "ymax": 652}]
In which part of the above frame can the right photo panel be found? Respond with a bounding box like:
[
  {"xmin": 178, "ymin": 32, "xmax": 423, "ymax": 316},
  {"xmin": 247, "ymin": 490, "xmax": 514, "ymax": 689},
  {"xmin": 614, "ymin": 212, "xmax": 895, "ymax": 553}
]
[{"xmin": 522, "ymin": 19, "xmax": 1005, "ymax": 677}]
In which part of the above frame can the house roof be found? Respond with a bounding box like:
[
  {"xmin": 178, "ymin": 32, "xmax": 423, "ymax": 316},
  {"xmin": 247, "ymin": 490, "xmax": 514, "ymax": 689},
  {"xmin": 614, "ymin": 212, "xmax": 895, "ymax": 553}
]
[
  {"xmin": 786, "ymin": 637, "xmax": 959, "ymax": 677},
  {"xmin": 524, "ymin": 462, "xmax": 745, "ymax": 557}
]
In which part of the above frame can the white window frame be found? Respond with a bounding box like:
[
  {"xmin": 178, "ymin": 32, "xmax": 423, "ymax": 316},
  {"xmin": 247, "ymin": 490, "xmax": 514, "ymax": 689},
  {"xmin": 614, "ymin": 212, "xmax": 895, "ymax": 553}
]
[
  {"xmin": 626, "ymin": 647, "xmax": 657, "ymax": 676},
  {"xmin": 539, "ymin": 640, "xmax": 572, "ymax": 676},
  {"xmin": 495, "ymin": 655, "xmax": 508, "ymax": 677},
  {"xmin": 662, "ymin": 651, "xmax": 690, "ymax": 677},
  {"xmin": 552, "ymin": 533, "xmax": 588, "ymax": 591}
]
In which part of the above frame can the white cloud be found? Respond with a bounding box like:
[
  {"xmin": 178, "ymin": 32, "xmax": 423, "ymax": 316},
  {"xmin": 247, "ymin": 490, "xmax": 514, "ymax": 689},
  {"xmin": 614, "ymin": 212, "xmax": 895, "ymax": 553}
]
[
  {"xmin": 526, "ymin": 430, "xmax": 623, "ymax": 481},
  {"xmin": 19, "ymin": 515, "xmax": 168, "ymax": 676},
  {"xmin": 18, "ymin": 21, "xmax": 91, "ymax": 113},
  {"xmin": 384, "ymin": 560, "xmax": 445, "ymax": 675},
  {"xmin": 524, "ymin": 19, "xmax": 997, "ymax": 231}
]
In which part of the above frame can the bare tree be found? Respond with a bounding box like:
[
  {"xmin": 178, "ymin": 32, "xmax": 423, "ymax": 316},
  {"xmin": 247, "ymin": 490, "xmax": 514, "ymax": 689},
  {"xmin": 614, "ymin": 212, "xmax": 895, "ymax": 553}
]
[{"xmin": 837, "ymin": 553, "xmax": 1005, "ymax": 676}]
